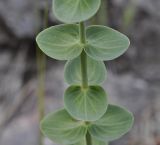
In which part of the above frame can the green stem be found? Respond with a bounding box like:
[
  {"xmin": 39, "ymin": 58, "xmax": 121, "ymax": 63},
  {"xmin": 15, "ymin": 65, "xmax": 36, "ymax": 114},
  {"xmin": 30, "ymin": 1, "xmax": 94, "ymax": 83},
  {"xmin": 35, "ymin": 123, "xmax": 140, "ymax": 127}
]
[
  {"xmin": 36, "ymin": 49, "xmax": 46, "ymax": 145},
  {"xmin": 86, "ymin": 132, "xmax": 92, "ymax": 145},
  {"xmin": 79, "ymin": 22, "xmax": 88, "ymax": 88},
  {"xmin": 36, "ymin": 1, "xmax": 48, "ymax": 145},
  {"xmin": 81, "ymin": 51, "xmax": 88, "ymax": 88},
  {"xmin": 79, "ymin": 22, "xmax": 86, "ymax": 43}
]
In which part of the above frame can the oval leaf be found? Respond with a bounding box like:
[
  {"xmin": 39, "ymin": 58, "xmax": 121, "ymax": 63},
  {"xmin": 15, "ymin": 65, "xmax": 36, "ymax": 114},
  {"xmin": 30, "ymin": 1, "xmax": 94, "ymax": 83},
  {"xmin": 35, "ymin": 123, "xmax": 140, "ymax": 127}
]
[
  {"xmin": 64, "ymin": 56, "xmax": 107, "ymax": 85},
  {"xmin": 64, "ymin": 86, "xmax": 108, "ymax": 121},
  {"xmin": 53, "ymin": 0, "xmax": 101, "ymax": 23},
  {"xmin": 88, "ymin": 104, "xmax": 134, "ymax": 141},
  {"xmin": 40, "ymin": 109, "xmax": 87, "ymax": 144},
  {"xmin": 36, "ymin": 24, "xmax": 83, "ymax": 60},
  {"xmin": 85, "ymin": 26, "xmax": 130, "ymax": 61}
]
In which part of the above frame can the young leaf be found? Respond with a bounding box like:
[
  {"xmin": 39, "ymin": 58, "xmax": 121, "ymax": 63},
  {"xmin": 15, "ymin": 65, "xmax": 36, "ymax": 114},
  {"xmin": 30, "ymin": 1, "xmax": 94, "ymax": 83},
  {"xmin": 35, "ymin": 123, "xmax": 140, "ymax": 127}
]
[
  {"xmin": 88, "ymin": 104, "xmax": 134, "ymax": 141},
  {"xmin": 64, "ymin": 56, "xmax": 107, "ymax": 85},
  {"xmin": 53, "ymin": 0, "xmax": 101, "ymax": 23},
  {"xmin": 36, "ymin": 24, "xmax": 83, "ymax": 60},
  {"xmin": 64, "ymin": 86, "xmax": 108, "ymax": 121},
  {"xmin": 40, "ymin": 109, "xmax": 87, "ymax": 144},
  {"xmin": 85, "ymin": 26, "xmax": 130, "ymax": 61}
]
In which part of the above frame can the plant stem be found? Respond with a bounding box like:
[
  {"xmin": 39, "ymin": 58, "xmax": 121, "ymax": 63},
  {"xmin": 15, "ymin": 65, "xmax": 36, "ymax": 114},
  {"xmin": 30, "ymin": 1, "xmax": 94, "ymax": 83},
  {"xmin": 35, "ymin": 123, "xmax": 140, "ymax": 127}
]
[
  {"xmin": 79, "ymin": 22, "xmax": 88, "ymax": 88},
  {"xmin": 36, "ymin": 1, "xmax": 49, "ymax": 145},
  {"xmin": 86, "ymin": 132, "xmax": 92, "ymax": 145},
  {"xmin": 36, "ymin": 49, "xmax": 46, "ymax": 145},
  {"xmin": 80, "ymin": 51, "xmax": 88, "ymax": 88},
  {"xmin": 79, "ymin": 22, "xmax": 86, "ymax": 43}
]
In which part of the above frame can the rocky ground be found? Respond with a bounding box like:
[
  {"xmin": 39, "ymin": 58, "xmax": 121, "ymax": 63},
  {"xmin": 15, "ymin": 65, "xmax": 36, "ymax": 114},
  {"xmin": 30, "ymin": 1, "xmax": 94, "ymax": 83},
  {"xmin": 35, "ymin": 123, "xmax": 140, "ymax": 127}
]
[{"xmin": 0, "ymin": 0, "xmax": 160, "ymax": 145}]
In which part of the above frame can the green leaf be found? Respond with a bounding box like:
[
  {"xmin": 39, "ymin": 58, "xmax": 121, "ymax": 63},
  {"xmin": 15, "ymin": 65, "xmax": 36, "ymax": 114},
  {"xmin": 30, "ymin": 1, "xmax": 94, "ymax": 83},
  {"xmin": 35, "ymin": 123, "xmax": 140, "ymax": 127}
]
[
  {"xmin": 40, "ymin": 109, "xmax": 87, "ymax": 144},
  {"xmin": 36, "ymin": 24, "xmax": 83, "ymax": 60},
  {"xmin": 85, "ymin": 26, "xmax": 130, "ymax": 61},
  {"xmin": 64, "ymin": 86, "xmax": 108, "ymax": 121},
  {"xmin": 88, "ymin": 104, "xmax": 134, "ymax": 141},
  {"xmin": 53, "ymin": 0, "xmax": 101, "ymax": 23},
  {"xmin": 64, "ymin": 56, "xmax": 107, "ymax": 85}
]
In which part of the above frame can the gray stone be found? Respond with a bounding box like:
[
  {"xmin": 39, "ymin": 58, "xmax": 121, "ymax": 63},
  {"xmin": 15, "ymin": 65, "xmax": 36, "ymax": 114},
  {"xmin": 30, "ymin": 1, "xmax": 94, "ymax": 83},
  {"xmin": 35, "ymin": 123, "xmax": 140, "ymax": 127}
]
[{"xmin": 0, "ymin": 0, "xmax": 41, "ymax": 38}]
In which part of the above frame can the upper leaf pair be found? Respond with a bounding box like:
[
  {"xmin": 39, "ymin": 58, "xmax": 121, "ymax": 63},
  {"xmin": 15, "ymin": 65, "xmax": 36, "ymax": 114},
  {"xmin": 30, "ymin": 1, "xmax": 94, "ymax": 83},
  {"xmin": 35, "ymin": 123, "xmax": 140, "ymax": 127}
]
[
  {"xmin": 36, "ymin": 24, "xmax": 130, "ymax": 61},
  {"xmin": 41, "ymin": 105, "xmax": 133, "ymax": 145}
]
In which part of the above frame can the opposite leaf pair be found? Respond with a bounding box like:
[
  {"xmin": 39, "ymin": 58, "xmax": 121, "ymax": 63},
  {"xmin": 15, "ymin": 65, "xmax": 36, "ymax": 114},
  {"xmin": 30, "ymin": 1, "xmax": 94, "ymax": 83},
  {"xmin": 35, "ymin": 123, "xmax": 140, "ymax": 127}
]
[
  {"xmin": 41, "ymin": 105, "xmax": 133, "ymax": 145},
  {"xmin": 36, "ymin": 24, "xmax": 130, "ymax": 61},
  {"xmin": 64, "ymin": 56, "xmax": 107, "ymax": 85}
]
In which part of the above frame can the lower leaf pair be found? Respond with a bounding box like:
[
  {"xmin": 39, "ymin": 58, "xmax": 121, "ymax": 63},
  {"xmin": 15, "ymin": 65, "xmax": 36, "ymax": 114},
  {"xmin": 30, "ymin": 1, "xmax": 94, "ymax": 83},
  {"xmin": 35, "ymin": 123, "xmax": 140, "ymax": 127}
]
[{"xmin": 40, "ymin": 105, "xmax": 133, "ymax": 145}]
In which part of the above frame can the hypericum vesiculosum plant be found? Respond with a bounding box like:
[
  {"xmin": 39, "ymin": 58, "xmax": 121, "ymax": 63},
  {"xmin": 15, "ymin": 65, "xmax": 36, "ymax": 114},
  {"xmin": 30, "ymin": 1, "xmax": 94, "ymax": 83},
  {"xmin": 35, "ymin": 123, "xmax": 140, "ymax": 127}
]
[{"xmin": 36, "ymin": 0, "xmax": 134, "ymax": 145}]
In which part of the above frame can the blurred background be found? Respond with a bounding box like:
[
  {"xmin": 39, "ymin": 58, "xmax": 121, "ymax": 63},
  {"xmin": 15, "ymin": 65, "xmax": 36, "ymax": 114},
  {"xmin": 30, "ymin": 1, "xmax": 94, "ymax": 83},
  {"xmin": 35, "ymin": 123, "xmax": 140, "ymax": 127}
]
[{"xmin": 0, "ymin": 0, "xmax": 160, "ymax": 145}]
